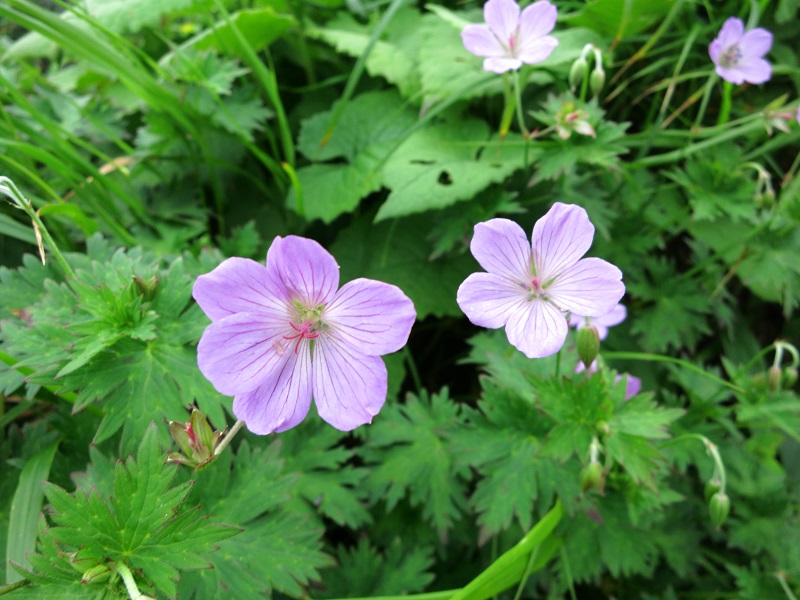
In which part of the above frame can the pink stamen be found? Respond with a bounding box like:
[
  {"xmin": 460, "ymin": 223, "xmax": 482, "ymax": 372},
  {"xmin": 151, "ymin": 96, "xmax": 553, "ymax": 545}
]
[{"xmin": 283, "ymin": 321, "xmax": 320, "ymax": 354}]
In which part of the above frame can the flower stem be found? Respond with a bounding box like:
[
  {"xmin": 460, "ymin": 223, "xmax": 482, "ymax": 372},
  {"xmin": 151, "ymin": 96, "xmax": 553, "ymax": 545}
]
[
  {"xmin": 500, "ymin": 73, "xmax": 516, "ymax": 139},
  {"xmin": 511, "ymin": 70, "xmax": 529, "ymax": 138},
  {"xmin": 214, "ymin": 419, "xmax": 246, "ymax": 456},
  {"xmin": 717, "ymin": 80, "xmax": 733, "ymax": 125},
  {"xmin": 601, "ymin": 351, "xmax": 745, "ymax": 393},
  {"xmin": 110, "ymin": 563, "xmax": 154, "ymax": 600},
  {"xmin": 0, "ymin": 177, "xmax": 75, "ymax": 279},
  {"xmin": 663, "ymin": 433, "xmax": 727, "ymax": 493},
  {"xmin": 693, "ymin": 73, "xmax": 718, "ymax": 127}
]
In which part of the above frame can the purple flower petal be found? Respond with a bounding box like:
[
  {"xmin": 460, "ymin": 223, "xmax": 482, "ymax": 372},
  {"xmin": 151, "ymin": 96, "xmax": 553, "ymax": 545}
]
[
  {"xmin": 462, "ymin": 24, "xmax": 506, "ymax": 58},
  {"xmin": 193, "ymin": 257, "xmax": 287, "ymax": 322},
  {"xmin": 233, "ymin": 349, "xmax": 313, "ymax": 434},
  {"xmin": 547, "ymin": 257, "xmax": 624, "ymax": 317},
  {"xmin": 569, "ymin": 303, "xmax": 627, "ymax": 340},
  {"xmin": 518, "ymin": 1, "xmax": 557, "ymax": 42},
  {"xmin": 313, "ymin": 337, "xmax": 387, "ymax": 431},
  {"xmin": 470, "ymin": 218, "xmax": 531, "ymax": 279},
  {"xmin": 739, "ymin": 28, "xmax": 772, "ymax": 59},
  {"xmin": 324, "ymin": 278, "xmax": 416, "ymax": 356},
  {"xmin": 708, "ymin": 39, "xmax": 722, "ymax": 63},
  {"xmin": 197, "ymin": 312, "xmax": 292, "ymax": 396},
  {"xmin": 621, "ymin": 374, "xmax": 642, "ymax": 400},
  {"xmin": 267, "ymin": 236, "xmax": 340, "ymax": 307},
  {"xmin": 505, "ymin": 299, "xmax": 567, "ymax": 358},
  {"xmin": 715, "ymin": 65, "xmax": 745, "ymax": 85},
  {"xmin": 484, "ymin": 56, "xmax": 523, "ymax": 73},
  {"xmin": 735, "ymin": 58, "xmax": 772, "ymax": 84},
  {"xmin": 518, "ymin": 36, "xmax": 559, "ymax": 65},
  {"xmin": 716, "ymin": 17, "xmax": 744, "ymax": 48},
  {"xmin": 484, "ymin": 0, "xmax": 520, "ymax": 48},
  {"xmin": 532, "ymin": 203, "xmax": 594, "ymax": 282},
  {"xmin": 457, "ymin": 272, "xmax": 528, "ymax": 328}
]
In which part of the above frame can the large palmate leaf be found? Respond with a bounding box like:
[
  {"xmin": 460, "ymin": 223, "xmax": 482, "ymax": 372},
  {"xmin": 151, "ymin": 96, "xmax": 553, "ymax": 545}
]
[{"xmin": 14, "ymin": 425, "xmax": 237, "ymax": 598}]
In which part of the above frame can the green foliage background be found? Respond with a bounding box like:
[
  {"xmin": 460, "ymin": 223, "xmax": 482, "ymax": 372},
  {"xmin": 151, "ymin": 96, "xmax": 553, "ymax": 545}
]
[{"xmin": 0, "ymin": 0, "xmax": 799, "ymax": 598}]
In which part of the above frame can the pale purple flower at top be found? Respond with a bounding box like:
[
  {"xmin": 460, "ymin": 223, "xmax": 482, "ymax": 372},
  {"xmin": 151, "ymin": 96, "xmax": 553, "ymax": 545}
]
[
  {"xmin": 461, "ymin": 0, "xmax": 559, "ymax": 74},
  {"xmin": 457, "ymin": 203, "xmax": 625, "ymax": 359},
  {"xmin": 709, "ymin": 17, "xmax": 772, "ymax": 85},
  {"xmin": 569, "ymin": 303, "xmax": 627, "ymax": 341},
  {"xmin": 576, "ymin": 360, "xmax": 641, "ymax": 400},
  {"xmin": 193, "ymin": 236, "xmax": 416, "ymax": 434},
  {"xmin": 797, "ymin": 106, "xmax": 800, "ymax": 124}
]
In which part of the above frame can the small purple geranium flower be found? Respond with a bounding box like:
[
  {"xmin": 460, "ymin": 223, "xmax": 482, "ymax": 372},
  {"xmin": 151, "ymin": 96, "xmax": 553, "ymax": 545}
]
[
  {"xmin": 193, "ymin": 236, "xmax": 416, "ymax": 434},
  {"xmin": 457, "ymin": 203, "xmax": 625, "ymax": 359},
  {"xmin": 709, "ymin": 17, "xmax": 772, "ymax": 85},
  {"xmin": 461, "ymin": 0, "xmax": 559, "ymax": 74},
  {"xmin": 569, "ymin": 303, "xmax": 627, "ymax": 341}
]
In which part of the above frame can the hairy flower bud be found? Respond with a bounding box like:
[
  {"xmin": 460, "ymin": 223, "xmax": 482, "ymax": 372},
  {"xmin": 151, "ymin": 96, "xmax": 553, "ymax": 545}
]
[
  {"xmin": 577, "ymin": 325, "xmax": 600, "ymax": 369},
  {"xmin": 133, "ymin": 274, "xmax": 159, "ymax": 302},
  {"xmin": 167, "ymin": 409, "xmax": 225, "ymax": 470},
  {"xmin": 783, "ymin": 368, "xmax": 798, "ymax": 389},
  {"xmin": 704, "ymin": 478, "xmax": 722, "ymax": 503},
  {"xmin": 589, "ymin": 68, "xmax": 605, "ymax": 96},
  {"xmin": 81, "ymin": 564, "xmax": 112, "ymax": 584},
  {"xmin": 569, "ymin": 57, "xmax": 588, "ymax": 90},
  {"xmin": 579, "ymin": 461, "xmax": 604, "ymax": 493},
  {"xmin": 709, "ymin": 492, "xmax": 730, "ymax": 529},
  {"xmin": 768, "ymin": 365, "xmax": 782, "ymax": 391}
]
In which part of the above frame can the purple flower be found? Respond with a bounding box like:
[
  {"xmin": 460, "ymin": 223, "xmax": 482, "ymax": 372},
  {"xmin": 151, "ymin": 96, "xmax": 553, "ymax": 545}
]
[
  {"xmin": 709, "ymin": 17, "xmax": 772, "ymax": 85},
  {"xmin": 193, "ymin": 236, "xmax": 416, "ymax": 434},
  {"xmin": 569, "ymin": 303, "xmax": 627, "ymax": 341},
  {"xmin": 576, "ymin": 360, "xmax": 641, "ymax": 400},
  {"xmin": 457, "ymin": 203, "xmax": 625, "ymax": 358},
  {"xmin": 461, "ymin": 0, "xmax": 558, "ymax": 74}
]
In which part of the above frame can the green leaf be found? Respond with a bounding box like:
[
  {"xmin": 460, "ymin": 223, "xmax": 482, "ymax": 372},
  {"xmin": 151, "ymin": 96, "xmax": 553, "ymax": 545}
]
[
  {"xmin": 179, "ymin": 439, "xmax": 333, "ymax": 598},
  {"xmin": 184, "ymin": 7, "xmax": 295, "ymax": 55},
  {"xmin": 377, "ymin": 118, "xmax": 526, "ymax": 220},
  {"xmin": 568, "ymin": 0, "xmax": 674, "ymax": 38},
  {"xmin": 330, "ymin": 212, "xmax": 476, "ymax": 319},
  {"xmin": 604, "ymin": 432, "xmax": 664, "ymax": 489},
  {"xmin": 608, "ymin": 394, "xmax": 684, "ymax": 439},
  {"xmin": 313, "ymin": 539, "xmax": 434, "ymax": 599},
  {"xmin": 20, "ymin": 425, "xmax": 238, "ymax": 597},
  {"xmin": 5, "ymin": 442, "xmax": 58, "ymax": 583},
  {"xmin": 6, "ymin": 0, "xmax": 204, "ymax": 59},
  {"xmin": 279, "ymin": 420, "xmax": 372, "ymax": 529},
  {"xmin": 364, "ymin": 389, "xmax": 470, "ymax": 538},
  {"xmin": 306, "ymin": 8, "xmax": 421, "ymax": 97}
]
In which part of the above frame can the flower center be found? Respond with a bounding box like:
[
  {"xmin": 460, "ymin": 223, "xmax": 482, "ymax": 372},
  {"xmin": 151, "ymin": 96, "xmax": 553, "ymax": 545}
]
[
  {"xmin": 719, "ymin": 44, "xmax": 741, "ymax": 68},
  {"xmin": 284, "ymin": 320, "xmax": 320, "ymax": 354},
  {"xmin": 508, "ymin": 32, "xmax": 517, "ymax": 54}
]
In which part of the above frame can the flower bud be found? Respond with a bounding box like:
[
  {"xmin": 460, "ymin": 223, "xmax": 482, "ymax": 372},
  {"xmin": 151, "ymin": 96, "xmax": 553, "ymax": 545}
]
[
  {"xmin": 568, "ymin": 57, "xmax": 588, "ymax": 90},
  {"xmin": 167, "ymin": 409, "xmax": 225, "ymax": 470},
  {"xmin": 579, "ymin": 461, "xmax": 604, "ymax": 493},
  {"xmin": 704, "ymin": 478, "xmax": 721, "ymax": 503},
  {"xmin": 133, "ymin": 274, "xmax": 159, "ymax": 302},
  {"xmin": 577, "ymin": 325, "xmax": 600, "ymax": 369},
  {"xmin": 589, "ymin": 68, "xmax": 605, "ymax": 96},
  {"xmin": 783, "ymin": 368, "xmax": 798, "ymax": 389},
  {"xmin": 81, "ymin": 564, "xmax": 112, "ymax": 584},
  {"xmin": 768, "ymin": 365, "xmax": 782, "ymax": 391},
  {"xmin": 709, "ymin": 492, "xmax": 730, "ymax": 529}
]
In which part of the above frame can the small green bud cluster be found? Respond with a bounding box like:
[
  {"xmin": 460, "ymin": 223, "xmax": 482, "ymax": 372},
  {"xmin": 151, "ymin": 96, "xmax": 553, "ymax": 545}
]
[
  {"xmin": 580, "ymin": 437, "xmax": 605, "ymax": 494},
  {"xmin": 568, "ymin": 44, "xmax": 605, "ymax": 97},
  {"xmin": 167, "ymin": 409, "xmax": 226, "ymax": 470}
]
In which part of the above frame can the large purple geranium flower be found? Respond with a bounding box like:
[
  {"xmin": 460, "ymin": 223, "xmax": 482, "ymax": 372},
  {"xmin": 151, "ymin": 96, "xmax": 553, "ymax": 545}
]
[
  {"xmin": 461, "ymin": 0, "xmax": 558, "ymax": 74},
  {"xmin": 709, "ymin": 17, "xmax": 772, "ymax": 85},
  {"xmin": 193, "ymin": 236, "xmax": 416, "ymax": 434},
  {"xmin": 457, "ymin": 203, "xmax": 624, "ymax": 358}
]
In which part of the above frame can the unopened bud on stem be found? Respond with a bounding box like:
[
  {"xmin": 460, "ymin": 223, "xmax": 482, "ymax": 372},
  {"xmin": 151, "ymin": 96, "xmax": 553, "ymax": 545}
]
[{"xmin": 577, "ymin": 325, "xmax": 600, "ymax": 369}]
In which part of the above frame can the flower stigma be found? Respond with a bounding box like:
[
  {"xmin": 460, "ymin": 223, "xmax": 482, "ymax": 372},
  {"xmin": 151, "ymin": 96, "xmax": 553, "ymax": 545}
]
[{"xmin": 719, "ymin": 45, "xmax": 741, "ymax": 68}]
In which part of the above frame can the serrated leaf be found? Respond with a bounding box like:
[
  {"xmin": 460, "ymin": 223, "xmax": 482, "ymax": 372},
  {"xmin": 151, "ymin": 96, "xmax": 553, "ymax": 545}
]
[
  {"xmin": 608, "ymin": 395, "xmax": 684, "ymax": 439},
  {"xmin": 364, "ymin": 389, "xmax": 469, "ymax": 537},
  {"xmin": 314, "ymin": 539, "xmax": 434, "ymax": 598}
]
